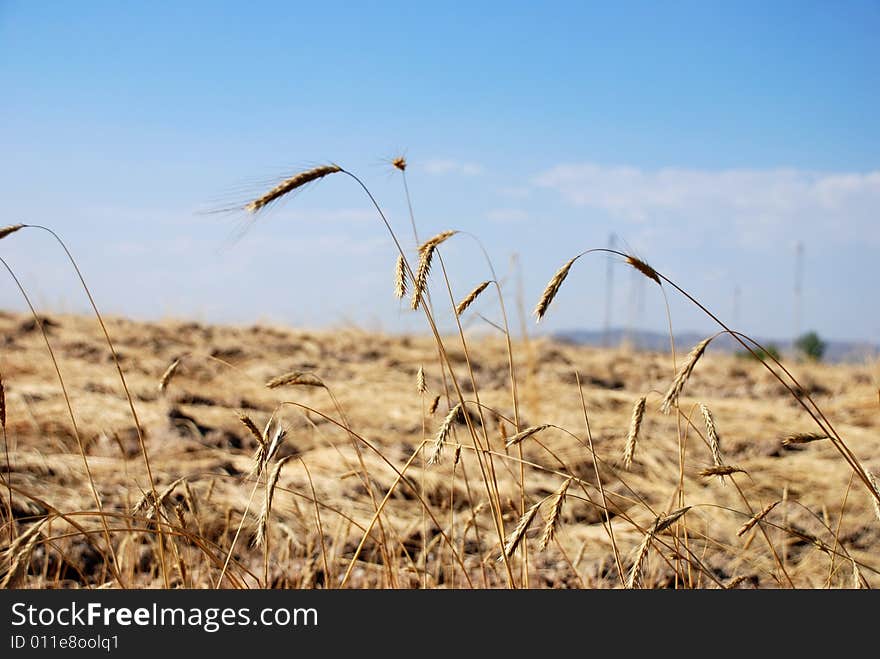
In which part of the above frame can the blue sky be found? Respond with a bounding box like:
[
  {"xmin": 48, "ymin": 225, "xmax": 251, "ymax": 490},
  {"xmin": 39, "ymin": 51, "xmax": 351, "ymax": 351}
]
[{"xmin": 1, "ymin": 1, "xmax": 878, "ymax": 344}]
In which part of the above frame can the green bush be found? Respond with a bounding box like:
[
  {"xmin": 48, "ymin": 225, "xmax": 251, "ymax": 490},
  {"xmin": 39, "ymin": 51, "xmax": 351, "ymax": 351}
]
[{"xmin": 795, "ymin": 331, "xmax": 826, "ymax": 361}]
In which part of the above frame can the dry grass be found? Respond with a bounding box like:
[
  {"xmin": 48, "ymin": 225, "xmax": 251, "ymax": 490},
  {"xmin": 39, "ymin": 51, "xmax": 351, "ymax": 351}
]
[{"xmin": 0, "ymin": 308, "xmax": 877, "ymax": 589}]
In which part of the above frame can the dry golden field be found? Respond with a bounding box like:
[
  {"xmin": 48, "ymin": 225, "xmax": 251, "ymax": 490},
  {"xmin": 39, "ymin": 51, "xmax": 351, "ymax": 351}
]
[{"xmin": 1, "ymin": 306, "xmax": 878, "ymax": 589}]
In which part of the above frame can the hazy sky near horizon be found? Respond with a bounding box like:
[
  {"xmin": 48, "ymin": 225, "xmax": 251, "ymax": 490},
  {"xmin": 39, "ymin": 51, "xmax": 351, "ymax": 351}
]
[{"xmin": 1, "ymin": 1, "xmax": 878, "ymax": 343}]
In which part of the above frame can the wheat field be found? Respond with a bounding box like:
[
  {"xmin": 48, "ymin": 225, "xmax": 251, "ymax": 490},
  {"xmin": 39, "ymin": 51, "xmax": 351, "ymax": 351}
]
[{"xmin": 1, "ymin": 164, "xmax": 879, "ymax": 590}]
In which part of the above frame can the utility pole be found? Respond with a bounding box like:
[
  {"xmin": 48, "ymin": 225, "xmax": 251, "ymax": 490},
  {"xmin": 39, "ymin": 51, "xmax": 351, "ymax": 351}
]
[{"xmin": 603, "ymin": 233, "xmax": 616, "ymax": 347}]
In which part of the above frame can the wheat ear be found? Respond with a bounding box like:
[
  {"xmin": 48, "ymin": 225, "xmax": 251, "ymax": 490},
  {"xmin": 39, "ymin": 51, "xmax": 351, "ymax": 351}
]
[
  {"xmin": 428, "ymin": 403, "xmax": 461, "ymax": 465},
  {"xmin": 699, "ymin": 403, "xmax": 723, "ymax": 469},
  {"xmin": 699, "ymin": 465, "xmax": 746, "ymax": 477},
  {"xmin": 158, "ymin": 358, "xmax": 181, "ymax": 393},
  {"xmin": 623, "ymin": 396, "xmax": 646, "ymax": 470},
  {"xmin": 246, "ymin": 165, "xmax": 342, "ymax": 213},
  {"xmin": 659, "ymin": 337, "xmax": 712, "ymax": 414},
  {"xmin": 781, "ymin": 432, "xmax": 828, "ymax": 447},
  {"xmin": 238, "ymin": 413, "xmax": 266, "ymax": 448},
  {"xmin": 265, "ymin": 371, "xmax": 324, "ymax": 388},
  {"xmin": 737, "ymin": 501, "xmax": 779, "ymax": 537},
  {"xmin": 411, "ymin": 230, "xmax": 457, "ymax": 310},
  {"xmin": 504, "ymin": 424, "xmax": 551, "ymax": 448},
  {"xmin": 394, "ymin": 254, "xmax": 408, "ymax": 299},
  {"xmin": 500, "ymin": 499, "xmax": 542, "ymax": 560},
  {"xmin": 428, "ymin": 395, "xmax": 441, "ymax": 415},
  {"xmin": 625, "ymin": 255, "xmax": 661, "ymax": 285},
  {"xmin": 0, "ymin": 224, "xmax": 24, "ymax": 241},
  {"xmin": 868, "ymin": 472, "xmax": 880, "ymax": 524},
  {"xmin": 627, "ymin": 507, "xmax": 691, "ymax": 588},
  {"xmin": 255, "ymin": 455, "xmax": 292, "ymax": 547},
  {"xmin": 534, "ymin": 257, "xmax": 577, "ymax": 322},
  {"xmin": 455, "ymin": 281, "xmax": 491, "ymax": 316},
  {"xmin": 539, "ymin": 477, "xmax": 572, "ymax": 551}
]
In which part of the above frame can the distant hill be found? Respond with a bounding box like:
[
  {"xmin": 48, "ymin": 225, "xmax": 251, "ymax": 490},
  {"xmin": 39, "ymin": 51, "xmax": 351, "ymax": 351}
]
[{"xmin": 554, "ymin": 328, "xmax": 879, "ymax": 364}]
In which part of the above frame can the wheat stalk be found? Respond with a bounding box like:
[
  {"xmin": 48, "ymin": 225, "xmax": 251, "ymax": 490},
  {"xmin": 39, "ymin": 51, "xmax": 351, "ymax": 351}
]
[
  {"xmin": 699, "ymin": 403, "xmax": 723, "ymax": 468},
  {"xmin": 852, "ymin": 558, "xmax": 865, "ymax": 589},
  {"xmin": 1, "ymin": 518, "xmax": 48, "ymax": 588},
  {"xmin": 264, "ymin": 423, "xmax": 287, "ymax": 464},
  {"xmin": 238, "ymin": 413, "xmax": 266, "ymax": 448},
  {"xmin": 0, "ymin": 224, "xmax": 24, "ymax": 241},
  {"xmin": 255, "ymin": 456, "xmax": 292, "ymax": 547},
  {"xmin": 781, "ymin": 432, "xmax": 829, "ymax": 447},
  {"xmin": 539, "ymin": 477, "xmax": 572, "ymax": 551},
  {"xmin": 534, "ymin": 257, "xmax": 577, "ymax": 322},
  {"xmin": 265, "ymin": 371, "xmax": 324, "ymax": 388},
  {"xmin": 158, "ymin": 358, "xmax": 181, "ymax": 393},
  {"xmin": 394, "ymin": 254, "xmax": 408, "ymax": 299},
  {"xmin": 428, "ymin": 395, "xmax": 440, "ymax": 415},
  {"xmin": 626, "ymin": 529, "xmax": 653, "ymax": 589},
  {"xmin": 659, "ymin": 337, "xmax": 713, "ymax": 414},
  {"xmin": 133, "ymin": 477, "xmax": 185, "ymax": 519},
  {"xmin": 725, "ymin": 575, "xmax": 750, "ymax": 589},
  {"xmin": 699, "ymin": 465, "xmax": 746, "ymax": 477},
  {"xmin": 428, "ymin": 403, "xmax": 461, "ymax": 465},
  {"xmin": 868, "ymin": 471, "xmax": 880, "ymax": 524},
  {"xmin": 245, "ymin": 164, "xmax": 342, "ymax": 213},
  {"xmin": 410, "ymin": 230, "xmax": 457, "ymax": 310},
  {"xmin": 655, "ymin": 506, "xmax": 691, "ymax": 533},
  {"xmin": 504, "ymin": 424, "xmax": 551, "ymax": 448},
  {"xmin": 500, "ymin": 499, "xmax": 542, "ymax": 560},
  {"xmin": 416, "ymin": 366, "xmax": 427, "ymax": 394},
  {"xmin": 737, "ymin": 501, "xmax": 779, "ymax": 537},
  {"xmin": 627, "ymin": 507, "xmax": 691, "ymax": 588},
  {"xmin": 623, "ymin": 396, "xmax": 646, "ymax": 470},
  {"xmin": 392, "ymin": 156, "xmax": 407, "ymax": 171},
  {"xmin": 455, "ymin": 281, "xmax": 491, "ymax": 316},
  {"xmin": 174, "ymin": 503, "xmax": 187, "ymax": 531},
  {"xmin": 625, "ymin": 255, "xmax": 661, "ymax": 285}
]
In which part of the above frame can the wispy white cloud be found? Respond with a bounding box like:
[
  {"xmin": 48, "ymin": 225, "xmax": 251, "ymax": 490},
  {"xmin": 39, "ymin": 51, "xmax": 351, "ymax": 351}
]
[
  {"xmin": 534, "ymin": 163, "xmax": 880, "ymax": 247},
  {"xmin": 423, "ymin": 159, "xmax": 484, "ymax": 176},
  {"xmin": 486, "ymin": 208, "xmax": 529, "ymax": 223}
]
